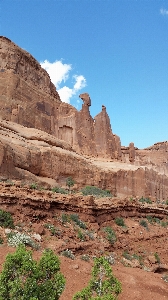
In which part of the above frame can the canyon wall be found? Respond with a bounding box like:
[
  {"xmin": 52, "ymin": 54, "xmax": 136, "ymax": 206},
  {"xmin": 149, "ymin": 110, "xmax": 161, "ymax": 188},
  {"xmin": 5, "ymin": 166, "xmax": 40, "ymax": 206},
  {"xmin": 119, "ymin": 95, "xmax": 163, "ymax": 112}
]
[
  {"xmin": 0, "ymin": 119, "xmax": 167, "ymax": 200},
  {"xmin": 0, "ymin": 36, "xmax": 121, "ymax": 159},
  {"xmin": 0, "ymin": 36, "xmax": 168, "ymax": 200}
]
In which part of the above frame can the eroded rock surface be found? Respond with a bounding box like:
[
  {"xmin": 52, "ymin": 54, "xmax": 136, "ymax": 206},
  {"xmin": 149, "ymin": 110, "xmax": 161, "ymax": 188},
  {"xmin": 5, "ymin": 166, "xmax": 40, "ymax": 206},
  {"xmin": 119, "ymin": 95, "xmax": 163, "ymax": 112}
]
[
  {"xmin": 0, "ymin": 36, "xmax": 168, "ymax": 200},
  {"xmin": 0, "ymin": 119, "xmax": 167, "ymax": 200},
  {"xmin": 0, "ymin": 36, "xmax": 121, "ymax": 159}
]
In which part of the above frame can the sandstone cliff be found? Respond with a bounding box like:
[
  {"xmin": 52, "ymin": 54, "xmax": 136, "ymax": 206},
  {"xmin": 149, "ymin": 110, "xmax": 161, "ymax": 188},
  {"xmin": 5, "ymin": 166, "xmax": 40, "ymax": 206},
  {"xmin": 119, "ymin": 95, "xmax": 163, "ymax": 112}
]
[
  {"xmin": 0, "ymin": 36, "xmax": 168, "ymax": 200},
  {"xmin": 0, "ymin": 119, "xmax": 167, "ymax": 200},
  {"xmin": 0, "ymin": 36, "xmax": 121, "ymax": 159}
]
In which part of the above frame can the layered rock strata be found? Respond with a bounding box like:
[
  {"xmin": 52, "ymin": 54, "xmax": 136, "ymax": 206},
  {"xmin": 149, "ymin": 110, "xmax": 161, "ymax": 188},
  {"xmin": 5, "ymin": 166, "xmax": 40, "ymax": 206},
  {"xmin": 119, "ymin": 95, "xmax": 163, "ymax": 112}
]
[
  {"xmin": 0, "ymin": 183, "xmax": 167, "ymax": 224},
  {"xmin": 0, "ymin": 36, "xmax": 121, "ymax": 159},
  {"xmin": 0, "ymin": 119, "xmax": 167, "ymax": 200},
  {"xmin": 0, "ymin": 36, "xmax": 168, "ymax": 200}
]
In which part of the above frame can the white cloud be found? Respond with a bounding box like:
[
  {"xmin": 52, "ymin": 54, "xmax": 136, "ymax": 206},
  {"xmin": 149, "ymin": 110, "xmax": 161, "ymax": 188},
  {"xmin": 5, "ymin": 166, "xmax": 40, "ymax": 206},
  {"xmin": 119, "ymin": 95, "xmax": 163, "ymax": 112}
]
[
  {"xmin": 40, "ymin": 60, "xmax": 72, "ymax": 88},
  {"xmin": 57, "ymin": 86, "xmax": 74, "ymax": 103},
  {"xmin": 73, "ymin": 75, "xmax": 86, "ymax": 90},
  {"xmin": 160, "ymin": 8, "xmax": 168, "ymax": 15},
  {"xmin": 58, "ymin": 75, "xmax": 87, "ymax": 103},
  {"xmin": 40, "ymin": 59, "xmax": 86, "ymax": 104}
]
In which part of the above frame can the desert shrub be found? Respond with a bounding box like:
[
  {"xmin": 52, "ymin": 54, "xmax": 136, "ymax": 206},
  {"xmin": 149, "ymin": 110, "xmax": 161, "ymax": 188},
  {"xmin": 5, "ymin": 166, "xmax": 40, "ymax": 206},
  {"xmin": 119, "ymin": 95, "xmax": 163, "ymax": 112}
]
[
  {"xmin": 0, "ymin": 209, "xmax": 14, "ymax": 229},
  {"xmin": 73, "ymin": 256, "xmax": 122, "ymax": 299},
  {"xmin": 7, "ymin": 232, "xmax": 39, "ymax": 249},
  {"xmin": 152, "ymin": 217, "xmax": 160, "ymax": 224},
  {"xmin": 122, "ymin": 250, "xmax": 132, "ymax": 261},
  {"xmin": 162, "ymin": 274, "xmax": 168, "ymax": 282},
  {"xmin": 30, "ymin": 183, "xmax": 38, "ymax": 189},
  {"xmin": 122, "ymin": 252, "xmax": 144, "ymax": 266},
  {"xmin": 115, "ymin": 217, "xmax": 125, "ymax": 227},
  {"xmin": 61, "ymin": 213, "xmax": 69, "ymax": 223},
  {"xmin": 61, "ymin": 249, "xmax": 75, "ymax": 260},
  {"xmin": 51, "ymin": 187, "xmax": 68, "ymax": 194},
  {"xmin": 104, "ymin": 253, "xmax": 116, "ymax": 265},
  {"xmin": 146, "ymin": 216, "xmax": 161, "ymax": 224},
  {"xmin": 139, "ymin": 197, "xmax": 152, "ymax": 204},
  {"xmin": 0, "ymin": 235, "xmax": 4, "ymax": 244},
  {"xmin": 86, "ymin": 230, "xmax": 94, "ymax": 240},
  {"xmin": 81, "ymin": 254, "xmax": 90, "ymax": 262},
  {"xmin": 70, "ymin": 214, "xmax": 86, "ymax": 229},
  {"xmin": 146, "ymin": 216, "xmax": 154, "ymax": 224},
  {"xmin": 139, "ymin": 219, "xmax": 148, "ymax": 230},
  {"xmin": 6, "ymin": 179, "xmax": 15, "ymax": 186},
  {"xmin": 132, "ymin": 254, "xmax": 144, "ymax": 265},
  {"xmin": 161, "ymin": 221, "xmax": 168, "ymax": 227},
  {"xmin": 44, "ymin": 223, "xmax": 61, "ymax": 236},
  {"xmin": 66, "ymin": 177, "xmax": 75, "ymax": 191},
  {"xmin": 165, "ymin": 200, "xmax": 168, "ymax": 205},
  {"xmin": 154, "ymin": 252, "xmax": 161, "ymax": 264},
  {"xmin": 81, "ymin": 186, "xmax": 112, "ymax": 198},
  {"xmin": 0, "ymin": 246, "xmax": 65, "ymax": 299},
  {"xmin": 77, "ymin": 229, "xmax": 86, "ymax": 241},
  {"xmin": 104, "ymin": 227, "xmax": 117, "ymax": 244}
]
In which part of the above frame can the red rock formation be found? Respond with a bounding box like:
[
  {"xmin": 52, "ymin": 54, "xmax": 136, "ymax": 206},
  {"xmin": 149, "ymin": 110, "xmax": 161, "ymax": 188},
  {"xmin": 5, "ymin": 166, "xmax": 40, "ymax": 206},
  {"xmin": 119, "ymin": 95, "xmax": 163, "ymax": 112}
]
[
  {"xmin": 0, "ymin": 36, "xmax": 121, "ymax": 159},
  {"xmin": 135, "ymin": 142, "xmax": 168, "ymax": 174},
  {"xmin": 0, "ymin": 36, "xmax": 168, "ymax": 200},
  {"xmin": 0, "ymin": 119, "xmax": 167, "ymax": 200},
  {"xmin": 94, "ymin": 105, "xmax": 119, "ymax": 159},
  {"xmin": 56, "ymin": 97, "xmax": 122, "ymax": 159},
  {"xmin": 129, "ymin": 142, "xmax": 135, "ymax": 162},
  {"xmin": 0, "ymin": 36, "xmax": 62, "ymax": 138}
]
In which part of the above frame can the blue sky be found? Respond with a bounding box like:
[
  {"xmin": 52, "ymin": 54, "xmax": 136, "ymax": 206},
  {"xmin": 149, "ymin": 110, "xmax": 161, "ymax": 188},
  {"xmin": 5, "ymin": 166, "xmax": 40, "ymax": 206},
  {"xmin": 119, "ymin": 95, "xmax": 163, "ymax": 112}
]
[{"xmin": 0, "ymin": 0, "xmax": 168, "ymax": 149}]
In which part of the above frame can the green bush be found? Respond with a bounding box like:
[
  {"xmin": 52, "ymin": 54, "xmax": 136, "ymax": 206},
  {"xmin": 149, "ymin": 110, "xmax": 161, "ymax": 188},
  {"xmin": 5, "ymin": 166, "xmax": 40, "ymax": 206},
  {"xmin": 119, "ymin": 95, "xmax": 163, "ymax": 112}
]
[
  {"xmin": 66, "ymin": 177, "xmax": 75, "ymax": 191},
  {"xmin": 81, "ymin": 186, "xmax": 112, "ymax": 198},
  {"xmin": 154, "ymin": 217, "xmax": 161, "ymax": 224},
  {"xmin": 139, "ymin": 197, "xmax": 152, "ymax": 204},
  {"xmin": 44, "ymin": 224, "xmax": 61, "ymax": 236},
  {"xmin": 146, "ymin": 216, "xmax": 154, "ymax": 224},
  {"xmin": 30, "ymin": 183, "xmax": 38, "ymax": 189},
  {"xmin": 0, "ymin": 209, "xmax": 14, "ymax": 229},
  {"xmin": 122, "ymin": 251, "xmax": 132, "ymax": 261},
  {"xmin": 161, "ymin": 221, "xmax": 168, "ymax": 227},
  {"xmin": 6, "ymin": 179, "xmax": 14, "ymax": 186},
  {"xmin": 7, "ymin": 232, "xmax": 39, "ymax": 249},
  {"xmin": 51, "ymin": 187, "xmax": 68, "ymax": 194},
  {"xmin": 73, "ymin": 256, "xmax": 122, "ymax": 299},
  {"xmin": 86, "ymin": 230, "xmax": 94, "ymax": 240},
  {"xmin": 70, "ymin": 214, "xmax": 86, "ymax": 229},
  {"xmin": 104, "ymin": 227, "xmax": 117, "ymax": 244},
  {"xmin": 115, "ymin": 217, "xmax": 125, "ymax": 227},
  {"xmin": 0, "ymin": 235, "xmax": 4, "ymax": 244},
  {"xmin": 122, "ymin": 252, "xmax": 144, "ymax": 265},
  {"xmin": 77, "ymin": 229, "xmax": 86, "ymax": 241},
  {"xmin": 80, "ymin": 254, "xmax": 90, "ymax": 262},
  {"xmin": 139, "ymin": 219, "xmax": 148, "ymax": 230},
  {"xmin": 146, "ymin": 216, "xmax": 161, "ymax": 225},
  {"xmin": 0, "ymin": 245, "xmax": 65, "ymax": 299},
  {"xmin": 154, "ymin": 252, "xmax": 161, "ymax": 264},
  {"xmin": 61, "ymin": 249, "xmax": 75, "ymax": 260},
  {"xmin": 61, "ymin": 213, "xmax": 69, "ymax": 223},
  {"xmin": 132, "ymin": 254, "xmax": 144, "ymax": 266}
]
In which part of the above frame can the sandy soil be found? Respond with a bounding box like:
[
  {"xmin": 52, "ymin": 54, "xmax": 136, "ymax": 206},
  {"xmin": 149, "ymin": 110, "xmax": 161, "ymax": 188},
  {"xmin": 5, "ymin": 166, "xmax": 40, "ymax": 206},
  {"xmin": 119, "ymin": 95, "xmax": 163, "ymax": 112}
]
[
  {"xmin": 0, "ymin": 184, "xmax": 167, "ymax": 299},
  {"xmin": 0, "ymin": 247, "xmax": 167, "ymax": 300}
]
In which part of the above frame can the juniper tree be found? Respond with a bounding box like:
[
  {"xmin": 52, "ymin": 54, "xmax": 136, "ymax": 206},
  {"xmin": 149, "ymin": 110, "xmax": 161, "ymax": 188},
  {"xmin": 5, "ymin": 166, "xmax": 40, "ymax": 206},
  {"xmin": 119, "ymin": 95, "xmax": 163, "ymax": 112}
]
[
  {"xmin": 0, "ymin": 245, "xmax": 65, "ymax": 300},
  {"xmin": 73, "ymin": 256, "xmax": 122, "ymax": 300}
]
